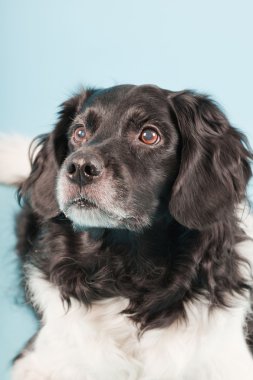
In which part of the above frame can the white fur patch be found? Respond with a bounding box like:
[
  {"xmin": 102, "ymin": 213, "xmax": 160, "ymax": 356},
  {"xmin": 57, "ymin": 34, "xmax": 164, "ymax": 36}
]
[
  {"xmin": 13, "ymin": 266, "xmax": 141, "ymax": 380},
  {"xmin": 0, "ymin": 134, "xmax": 31, "ymax": 184},
  {"xmin": 63, "ymin": 203, "xmax": 125, "ymax": 229}
]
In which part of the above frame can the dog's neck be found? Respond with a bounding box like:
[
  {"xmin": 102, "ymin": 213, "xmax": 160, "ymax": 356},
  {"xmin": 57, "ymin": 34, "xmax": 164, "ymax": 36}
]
[
  {"xmin": 52, "ymin": 210, "xmax": 180, "ymax": 257},
  {"xmin": 81, "ymin": 213, "xmax": 189, "ymax": 261},
  {"xmin": 47, "ymin": 210, "xmax": 247, "ymax": 331}
]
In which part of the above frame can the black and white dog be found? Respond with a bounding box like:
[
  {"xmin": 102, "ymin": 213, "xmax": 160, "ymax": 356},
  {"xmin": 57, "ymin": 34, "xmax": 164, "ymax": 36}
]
[{"xmin": 1, "ymin": 84, "xmax": 253, "ymax": 379}]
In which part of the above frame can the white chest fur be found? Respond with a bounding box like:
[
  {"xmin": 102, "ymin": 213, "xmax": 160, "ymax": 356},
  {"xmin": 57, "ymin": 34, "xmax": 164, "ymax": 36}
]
[{"xmin": 12, "ymin": 263, "xmax": 253, "ymax": 380}]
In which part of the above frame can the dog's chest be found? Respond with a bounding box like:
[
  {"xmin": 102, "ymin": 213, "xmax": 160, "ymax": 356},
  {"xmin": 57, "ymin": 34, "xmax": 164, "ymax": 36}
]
[{"xmin": 23, "ymin": 265, "xmax": 253, "ymax": 380}]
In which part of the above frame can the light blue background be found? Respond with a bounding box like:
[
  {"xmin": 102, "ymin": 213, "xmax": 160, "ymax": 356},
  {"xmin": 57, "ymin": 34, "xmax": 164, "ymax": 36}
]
[{"xmin": 0, "ymin": 1, "xmax": 253, "ymax": 378}]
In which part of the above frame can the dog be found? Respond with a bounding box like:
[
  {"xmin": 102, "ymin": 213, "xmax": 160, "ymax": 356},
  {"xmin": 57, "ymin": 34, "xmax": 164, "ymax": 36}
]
[{"xmin": 1, "ymin": 84, "xmax": 253, "ymax": 379}]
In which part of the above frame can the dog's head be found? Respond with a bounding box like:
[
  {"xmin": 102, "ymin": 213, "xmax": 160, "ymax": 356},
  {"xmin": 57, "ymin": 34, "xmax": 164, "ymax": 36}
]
[{"xmin": 20, "ymin": 85, "xmax": 252, "ymax": 231}]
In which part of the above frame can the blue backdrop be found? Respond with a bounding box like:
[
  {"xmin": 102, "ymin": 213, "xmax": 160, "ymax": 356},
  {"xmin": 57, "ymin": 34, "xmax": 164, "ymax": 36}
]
[{"xmin": 0, "ymin": 1, "xmax": 253, "ymax": 378}]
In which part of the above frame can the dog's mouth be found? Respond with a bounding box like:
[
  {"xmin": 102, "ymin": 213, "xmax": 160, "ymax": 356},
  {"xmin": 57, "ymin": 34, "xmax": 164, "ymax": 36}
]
[
  {"xmin": 68, "ymin": 196, "xmax": 98, "ymax": 209},
  {"xmin": 64, "ymin": 195, "xmax": 126, "ymax": 222},
  {"xmin": 66, "ymin": 195, "xmax": 119, "ymax": 219},
  {"xmin": 61, "ymin": 195, "xmax": 149, "ymax": 231}
]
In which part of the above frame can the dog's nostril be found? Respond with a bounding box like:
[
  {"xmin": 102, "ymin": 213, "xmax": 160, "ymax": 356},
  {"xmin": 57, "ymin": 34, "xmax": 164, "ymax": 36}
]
[
  {"xmin": 67, "ymin": 163, "xmax": 77, "ymax": 175},
  {"xmin": 83, "ymin": 164, "xmax": 101, "ymax": 177}
]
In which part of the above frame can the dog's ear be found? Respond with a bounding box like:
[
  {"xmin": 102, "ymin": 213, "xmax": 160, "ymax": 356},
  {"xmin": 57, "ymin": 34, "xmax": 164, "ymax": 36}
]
[
  {"xmin": 19, "ymin": 90, "xmax": 95, "ymax": 218},
  {"xmin": 167, "ymin": 91, "xmax": 252, "ymax": 230}
]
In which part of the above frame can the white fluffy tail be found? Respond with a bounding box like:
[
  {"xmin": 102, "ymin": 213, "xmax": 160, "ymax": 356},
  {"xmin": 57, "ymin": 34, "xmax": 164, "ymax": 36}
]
[{"xmin": 0, "ymin": 134, "xmax": 32, "ymax": 185}]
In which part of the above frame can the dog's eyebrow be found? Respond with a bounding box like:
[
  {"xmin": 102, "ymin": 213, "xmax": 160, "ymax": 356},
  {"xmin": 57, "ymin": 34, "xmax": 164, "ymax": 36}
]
[
  {"xmin": 124, "ymin": 107, "xmax": 161, "ymax": 126},
  {"xmin": 85, "ymin": 110, "xmax": 100, "ymax": 127},
  {"xmin": 73, "ymin": 110, "xmax": 101, "ymax": 130}
]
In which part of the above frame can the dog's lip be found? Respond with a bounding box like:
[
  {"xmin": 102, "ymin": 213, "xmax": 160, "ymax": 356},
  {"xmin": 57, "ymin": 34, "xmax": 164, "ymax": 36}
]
[
  {"xmin": 64, "ymin": 195, "xmax": 126, "ymax": 222},
  {"xmin": 63, "ymin": 196, "xmax": 144, "ymax": 230},
  {"xmin": 68, "ymin": 196, "xmax": 98, "ymax": 209}
]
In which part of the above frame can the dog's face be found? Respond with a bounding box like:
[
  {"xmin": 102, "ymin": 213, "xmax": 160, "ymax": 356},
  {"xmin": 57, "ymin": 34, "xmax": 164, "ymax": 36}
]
[
  {"xmin": 57, "ymin": 85, "xmax": 179, "ymax": 230},
  {"xmin": 21, "ymin": 85, "xmax": 251, "ymax": 231}
]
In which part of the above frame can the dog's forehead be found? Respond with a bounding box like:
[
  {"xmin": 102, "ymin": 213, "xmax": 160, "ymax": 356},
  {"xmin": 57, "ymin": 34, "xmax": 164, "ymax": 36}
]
[{"xmin": 82, "ymin": 84, "xmax": 167, "ymax": 113}]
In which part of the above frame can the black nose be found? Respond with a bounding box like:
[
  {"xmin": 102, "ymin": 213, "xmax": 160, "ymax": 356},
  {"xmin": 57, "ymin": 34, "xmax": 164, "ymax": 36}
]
[{"xmin": 66, "ymin": 155, "xmax": 104, "ymax": 185}]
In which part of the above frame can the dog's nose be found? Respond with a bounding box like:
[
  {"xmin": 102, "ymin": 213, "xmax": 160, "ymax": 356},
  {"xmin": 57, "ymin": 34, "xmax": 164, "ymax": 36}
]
[{"xmin": 66, "ymin": 155, "xmax": 104, "ymax": 185}]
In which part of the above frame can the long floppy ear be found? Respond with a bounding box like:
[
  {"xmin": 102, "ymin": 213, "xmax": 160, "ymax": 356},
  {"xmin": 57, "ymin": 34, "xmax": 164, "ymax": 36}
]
[
  {"xmin": 168, "ymin": 91, "xmax": 252, "ymax": 230},
  {"xmin": 19, "ymin": 89, "xmax": 96, "ymax": 218}
]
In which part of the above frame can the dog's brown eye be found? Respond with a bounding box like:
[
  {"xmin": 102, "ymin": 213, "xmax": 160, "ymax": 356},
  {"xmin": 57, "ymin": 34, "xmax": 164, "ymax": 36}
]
[
  {"xmin": 73, "ymin": 126, "xmax": 87, "ymax": 143},
  {"xmin": 139, "ymin": 128, "xmax": 160, "ymax": 145}
]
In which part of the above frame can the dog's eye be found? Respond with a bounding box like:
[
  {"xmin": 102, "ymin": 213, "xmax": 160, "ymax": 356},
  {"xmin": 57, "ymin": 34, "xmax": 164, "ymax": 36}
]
[
  {"xmin": 73, "ymin": 126, "xmax": 87, "ymax": 143},
  {"xmin": 139, "ymin": 128, "xmax": 160, "ymax": 145}
]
